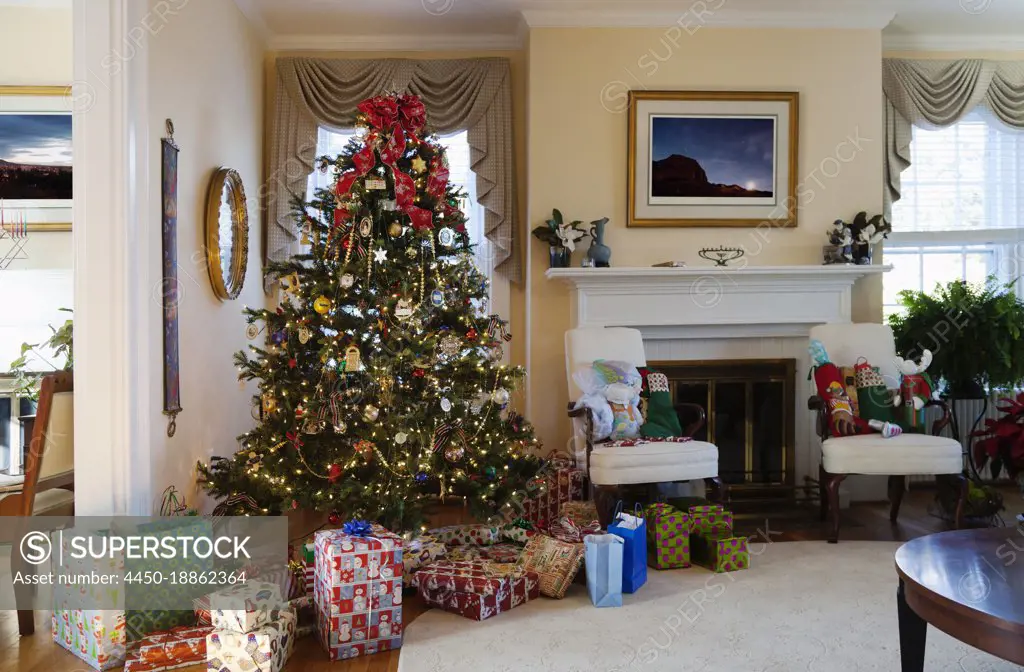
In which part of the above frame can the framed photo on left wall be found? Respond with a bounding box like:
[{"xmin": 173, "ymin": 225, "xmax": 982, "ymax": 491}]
[{"xmin": 0, "ymin": 86, "xmax": 73, "ymax": 231}]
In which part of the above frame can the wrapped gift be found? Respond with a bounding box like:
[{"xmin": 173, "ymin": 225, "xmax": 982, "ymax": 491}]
[
  {"xmin": 207, "ymin": 581, "xmax": 285, "ymax": 634},
  {"xmin": 314, "ymin": 525, "xmax": 404, "ymax": 661},
  {"xmin": 520, "ymin": 454, "xmax": 586, "ymax": 528},
  {"xmin": 691, "ymin": 530, "xmax": 749, "ymax": 573},
  {"xmin": 288, "ymin": 595, "xmax": 317, "ymax": 639},
  {"xmin": 428, "ymin": 524, "xmax": 501, "ymax": 547},
  {"xmin": 645, "ymin": 503, "xmax": 690, "ymax": 569},
  {"xmin": 560, "ymin": 501, "xmax": 600, "ymax": 527},
  {"xmin": 412, "ymin": 560, "xmax": 540, "ymax": 621},
  {"xmin": 124, "ymin": 625, "xmax": 212, "ymax": 672},
  {"xmin": 688, "ymin": 504, "xmax": 734, "ymax": 536},
  {"xmin": 52, "ymin": 609, "xmax": 127, "ymax": 671},
  {"xmin": 402, "ymin": 534, "xmax": 449, "ymax": 586},
  {"xmin": 206, "ymin": 607, "xmax": 296, "ymax": 672},
  {"xmin": 499, "ymin": 522, "xmax": 536, "ymax": 545},
  {"xmin": 521, "ymin": 534, "xmax": 585, "ymax": 599},
  {"xmin": 447, "ymin": 542, "xmax": 525, "ymax": 564}
]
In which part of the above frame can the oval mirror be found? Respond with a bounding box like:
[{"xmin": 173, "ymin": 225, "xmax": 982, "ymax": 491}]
[{"xmin": 205, "ymin": 167, "xmax": 249, "ymax": 300}]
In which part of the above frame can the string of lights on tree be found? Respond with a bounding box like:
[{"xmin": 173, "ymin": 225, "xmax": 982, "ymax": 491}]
[{"xmin": 197, "ymin": 93, "xmax": 542, "ymax": 531}]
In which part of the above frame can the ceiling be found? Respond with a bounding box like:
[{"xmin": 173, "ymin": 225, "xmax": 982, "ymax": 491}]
[{"xmin": 235, "ymin": 0, "xmax": 1024, "ymax": 51}]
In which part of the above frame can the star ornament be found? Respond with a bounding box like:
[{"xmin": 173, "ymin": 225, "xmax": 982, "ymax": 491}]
[
  {"xmin": 411, "ymin": 156, "xmax": 427, "ymax": 173},
  {"xmin": 374, "ymin": 248, "xmax": 388, "ymax": 263}
]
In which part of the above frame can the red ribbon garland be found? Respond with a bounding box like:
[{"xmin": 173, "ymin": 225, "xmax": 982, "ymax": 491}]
[{"xmin": 333, "ymin": 94, "xmax": 444, "ymax": 232}]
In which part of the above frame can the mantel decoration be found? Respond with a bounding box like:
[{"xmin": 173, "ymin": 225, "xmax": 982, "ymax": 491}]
[
  {"xmin": 584, "ymin": 217, "xmax": 611, "ymax": 267},
  {"xmin": 627, "ymin": 90, "xmax": 799, "ymax": 228},
  {"xmin": 161, "ymin": 119, "xmax": 182, "ymax": 437},
  {"xmin": 698, "ymin": 246, "xmax": 745, "ymax": 267},
  {"xmin": 532, "ymin": 208, "xmax": 586, "ymax": 268},
  {"xmin": 822, "ymin": 212, "xmax": 891, "ymax": 265}
]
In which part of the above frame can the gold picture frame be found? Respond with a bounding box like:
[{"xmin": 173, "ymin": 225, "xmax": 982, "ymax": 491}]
[
  {"xmin": 627, "ymin": 90, "xmax": 799, "ymax": 228},
  {"xmin": 204, "ymin": 167, "xmax": 250, "ymax": 300},
  {"xmin": 0, "ymin": 85, "xmax": 73, "ymax": 231}
]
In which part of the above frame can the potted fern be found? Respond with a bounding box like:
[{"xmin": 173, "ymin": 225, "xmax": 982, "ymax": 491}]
[{"xmin": 888, "ymin": 278, "xmax": 1024, "ymax": 399}]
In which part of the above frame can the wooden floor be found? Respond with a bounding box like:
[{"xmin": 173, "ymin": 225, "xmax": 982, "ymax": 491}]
[{"xmin": 2, "ymin": 488, "xmax": 1018, "ymax": 672}]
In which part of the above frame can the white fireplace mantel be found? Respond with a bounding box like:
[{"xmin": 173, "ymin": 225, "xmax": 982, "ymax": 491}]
[{"xmin": 545, "ymin": 265, "xmax": 890, "ymax": 339}]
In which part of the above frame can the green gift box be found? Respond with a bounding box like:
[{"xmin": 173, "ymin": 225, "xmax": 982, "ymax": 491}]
[
  {"xmin": 691, "ymin": 529, "xmax": 749, "ymax": 573},
  {"xmin": 644, "ymin": 503, "xmax": 690, "ymax": 569},
  {"xmin": 688, "ymin": 504, "xmax": 734, "ymax": 536}
]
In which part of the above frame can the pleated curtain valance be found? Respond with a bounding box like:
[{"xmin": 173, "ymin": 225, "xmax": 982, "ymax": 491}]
[
  {"xmin": 883, "ymin": 58, "xmax": 1024, "ymax": 218},
  {"xmin": 267, "ymin": 57, "xmax": 520, "ymax": 283}
]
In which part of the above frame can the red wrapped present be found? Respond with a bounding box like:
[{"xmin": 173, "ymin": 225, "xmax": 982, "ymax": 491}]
[
  {"xmin": 124, "ymin": 625, "xmax": 212, "ymax": 672},
  {"xmin": 314, "ymin": 525, "xmax": 403, "ymax": 661},
  {"xmin": 520, "ymin": 452, "xmax": 586, "ymax": 529},
  {"xmin": 412, "ymin": 560, "xmax": 539, "ymax": 621}
]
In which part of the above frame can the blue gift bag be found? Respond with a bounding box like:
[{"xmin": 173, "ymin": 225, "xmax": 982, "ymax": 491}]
[
  {"xmin": 584, "ymin": 534, "xmax": 623, "ymax": 608},
  {"xmin": 607, "ymin": 503, "xmax": 647, "ymax": 593}
]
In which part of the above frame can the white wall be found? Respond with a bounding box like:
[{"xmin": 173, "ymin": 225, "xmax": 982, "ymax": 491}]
[
  {"xmin": 0, "ymin": 4, "xmax": 73, "ymax": 271},
  {"xmin": 146, "ymin": 0, "xmax": 265, "ymax": 512}
]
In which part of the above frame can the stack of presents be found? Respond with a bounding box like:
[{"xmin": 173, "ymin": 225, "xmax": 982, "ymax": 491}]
[{"xmin": 50, "ymin": 453, "xmax": 749, "ymax": 669}]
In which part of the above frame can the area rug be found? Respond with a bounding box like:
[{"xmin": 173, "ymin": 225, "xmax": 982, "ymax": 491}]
[{"xmin": 399, "ymin": 541, "xmax": 1020, "ymax": 672}]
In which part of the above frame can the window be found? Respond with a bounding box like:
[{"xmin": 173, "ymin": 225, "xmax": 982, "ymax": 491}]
[
  {"xmin": 885, "ymin": 108, "xmax": 1024, "ymax": 316},
  {"xmin": 306, "ymin": 127, "xmax": 501, "ymax": 310}
]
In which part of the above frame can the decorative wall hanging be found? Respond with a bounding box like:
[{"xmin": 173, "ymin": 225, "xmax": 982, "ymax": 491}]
[
  {"xmin": 204, "ymin": 167, "xmax": 249, "ymax": 300},
  {"xmin": 161, "ymin": 119, "xmax": 182, "ymax": 437},
  {"xmin": 0, "ymin": 86, "xmax": 73, "ymax": 231},
  {"xmin": 627, "ymin": 91, "xmax": 799, "ymax": 228}
]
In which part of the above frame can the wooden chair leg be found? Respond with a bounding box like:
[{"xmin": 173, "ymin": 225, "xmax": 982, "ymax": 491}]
[
  {"xmin": 704, "ymin": 477, "xmax": 726, "ymax": 504},
  {"xmin": 17, "ymin": 610, "xmax": 34, "ymax": 636},
  {"xmin": 11, "ymin": 534, "xmax": 34, "ymax": 636},
  {"xmin": 823, "ymin": 470, "xmax": 847, "ymax": 544},
  {"xmin": 819, "ymin": 464, "xmax": 828, "ymax": 522},
  {"xmin": 593, "ymin": 485, "xmax": 621, "ymax": 529},
  {"xmin": 888, "ymin": 475, "xmax": 906, "ymax": 524},
  {"xmin": 946, "ymin": 473, "xmax": 968, "ymax": 530}
]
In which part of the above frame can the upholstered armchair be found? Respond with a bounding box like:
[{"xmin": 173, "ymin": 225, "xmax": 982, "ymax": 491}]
[
  {"xmin": 807, "ymin": 324, "xmax": 966, "ymax": 543},
  {"xmin": 565, "ymin": 327, "xmax": 723, "ymax": 526}
]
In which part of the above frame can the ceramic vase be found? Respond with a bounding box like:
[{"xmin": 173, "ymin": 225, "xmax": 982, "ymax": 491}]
[{"xmin": 586, "ymin": 217, "xmax": 611, "ymax": 267}]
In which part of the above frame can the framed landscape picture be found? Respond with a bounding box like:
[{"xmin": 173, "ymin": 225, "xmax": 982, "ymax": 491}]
[
  {"xmin": 0, "ymin": 86, "xmax": 73, "ymax": 231},
  {"xmin": 627, "ymin": 91, "xmax": 798, "ymax": 228}
]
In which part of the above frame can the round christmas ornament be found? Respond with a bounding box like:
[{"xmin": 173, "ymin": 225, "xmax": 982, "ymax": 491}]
[
  {"xmin": 313, "ymin": 295, "xmax": 332, "ymax": 314},
  {"xmin": 340, "ymin": 273, "xmax": 355, "ymax": 289},
  {"xmin": 430, "ymin": 289, "xmax": 444, "ymax": 307},
  {"xmin": 394, "ymin": 298, "xmax": 414, "ymax": 320},
  {"xmin": 440, "ymin": 398, "xmax": 452, "ymax": 413},
  {"xmin": 484, "ymin": 466, "xmax": 498, "ymax": 480},
  {"xmin": 245, "ymin": 324, "xmax": 260, "ymax": 340},
  {"xmin": 333, "ymin": 421, "xmax": 347, "ymax": 434},
  {"xmin": 261, "ymin": 394, "xmax": 277, "ymax": 413},
  {"xmin": 359, "ymin": 217, "xmax": 372, "ymax": 237},
  {"xmin": 388, "ymin": 222, "xmax": 403, "ymax": 238},
  {"xmin": 364, "ymin": 404, "xmax": 380, "ymax": 421},
  {"xmin": 394, "ymin": 432, "xmax": 408, "ymax": 445},
  {"xmin": 271, "ymin": 329, "xmax": 287, "ymax": 345},
  {"xmin": 492, "ymin": 388, "xmax": 511, "ymax": 407},
  {"xmin": 414, "ymin": 471, "xmax": 429, "ymax": 483},
  {"xmin": 444, "ymin": 444, "xmax": 466, "ymax": 463},
  {"xmin": 298, "ymin": 326, "xmax": 311, "ymax": 344},
  {"xmin": 328, "ymin": 511, "xmax": 340, "ymax": 526},
  {"xmin": 328, "ymin": 464, "xmax": 343, "ymax": 482},
  {"xmin": 437, "ymin": 227, "xmax": 456, "ymax": 248}
]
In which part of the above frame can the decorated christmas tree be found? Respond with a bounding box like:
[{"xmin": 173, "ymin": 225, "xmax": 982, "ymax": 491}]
[{"xmin": 199, "ymin": 93, "xmax": 541, "ymax": 531}]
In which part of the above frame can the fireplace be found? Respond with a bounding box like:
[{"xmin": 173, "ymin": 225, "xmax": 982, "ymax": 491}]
[{"xmin": 653, "ymin": 359, "xmax": 796, "ymax": 491}]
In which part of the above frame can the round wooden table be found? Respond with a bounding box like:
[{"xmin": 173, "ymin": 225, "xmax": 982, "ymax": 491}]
[{"xmin": 895, "ymin": 527, "xmax": 1024, "ymax": 671}]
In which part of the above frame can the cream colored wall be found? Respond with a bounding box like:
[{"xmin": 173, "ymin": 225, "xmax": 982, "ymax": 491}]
[
  {"xmin": 526, "ymin": 28, "xmax": 884, "ymax": 453},
  {"xmin": 147, "ymin": 0, "xmax": 265, "ymax": 511},
  {"xmin": 264, "ymin": 49, "xmax": 529, "ymax": 372},
  {"xmin": 0, "ymin": 4, "xmax": 73, "ymax": 269}
]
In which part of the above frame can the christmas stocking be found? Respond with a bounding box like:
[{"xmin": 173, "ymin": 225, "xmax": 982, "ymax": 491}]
[{"xmin": 813, "ymin": 362, "xmax": 901, "ymax": 438}]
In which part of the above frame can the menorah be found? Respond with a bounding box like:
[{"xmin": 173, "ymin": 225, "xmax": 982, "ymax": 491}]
[
  {"xmin": 0, "ymin": 215, "xmax": 30, "ymax": 270},
  {"xmin": 698, "ymin": 246, "xmax": 745, "ymax": 267}
]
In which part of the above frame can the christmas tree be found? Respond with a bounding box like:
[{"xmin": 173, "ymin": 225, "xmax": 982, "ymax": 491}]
[{"xmin": 198, "ymin": 93, "xmax": 541, "ymax": 532}]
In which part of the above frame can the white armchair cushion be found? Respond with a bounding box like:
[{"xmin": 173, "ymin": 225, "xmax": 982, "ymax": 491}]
[
  {"xmin": 590, "ymin": 440, "xmax": 718, "ymax": 485},
  {"xmin": 822, "ymin": 433, "xmax": 962, "ymax": 475}
]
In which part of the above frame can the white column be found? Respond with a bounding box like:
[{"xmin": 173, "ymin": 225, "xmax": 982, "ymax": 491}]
[{"xmin": 72, "ymin": 0, "xmax": 155, "ymax": 515}]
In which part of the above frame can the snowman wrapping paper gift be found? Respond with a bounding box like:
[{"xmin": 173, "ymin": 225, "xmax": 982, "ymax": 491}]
[
  {"xmin": 809, "ymin": 339, "xmax": 937, "ymax": 437},
  {"xmin": 313, "ymin": 524, "xmax": 404, "ymax": 661}
]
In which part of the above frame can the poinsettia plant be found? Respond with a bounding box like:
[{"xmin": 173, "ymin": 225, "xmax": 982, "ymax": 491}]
[
  {"xmin": 531, "ymin": 208, "xmax": 586, "ymax": 251},
  {"xmin": 972, "ymin": 391, "xmax": 1024, "ymax": 485}
]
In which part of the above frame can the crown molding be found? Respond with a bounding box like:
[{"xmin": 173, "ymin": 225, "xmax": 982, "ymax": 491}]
[
  {"xmin": 882, "ymin": 33, "xmax": 1024, "ymax": 52},
  {"xmin": 520, "ymin": 8, "xmax": 895, "ymax": 30},
  {"xmin": 268, "ymin": 32, "xmax": 524, "ymax": 52},
  {"xmin": 231, "ymin": 0, "xmax": 271, "ymax": 44}
]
